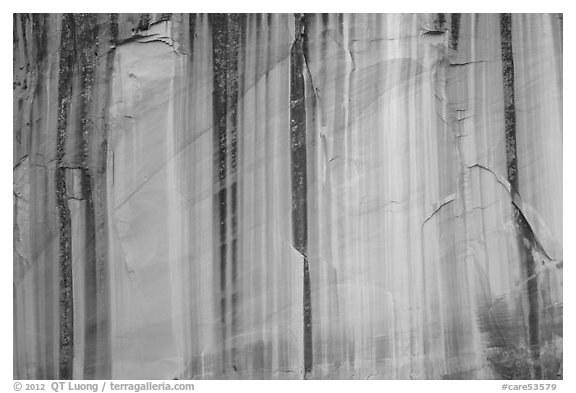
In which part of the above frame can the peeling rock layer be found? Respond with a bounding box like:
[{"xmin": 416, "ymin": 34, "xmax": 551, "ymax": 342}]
[{"xmin": 13, "ymin": 13, "xmax": 562, "ymax": 380}]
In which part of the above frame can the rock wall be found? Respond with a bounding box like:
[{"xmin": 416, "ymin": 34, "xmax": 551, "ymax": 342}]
[{"xmin": 13, "ymin": 13, "xmax": 563, "ymax": 380}]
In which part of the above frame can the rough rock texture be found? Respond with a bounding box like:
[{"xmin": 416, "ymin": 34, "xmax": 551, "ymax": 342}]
[{"xmin": 13, "ymin": 13, "xmax": 562, "ymax": 380}]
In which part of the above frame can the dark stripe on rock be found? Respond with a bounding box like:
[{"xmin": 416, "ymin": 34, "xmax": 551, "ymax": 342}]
[
  {"xmin": 290, "ymin": 13, "xmax": 312, "ymax": 379},
  {"xmin": 188, "ymin": 14, "xmax": 196, "ymax": 58},
  {"xmin": 450, "ymin": 14, "xmax": 461, "ymax": 50},
  {"xmin": 56, "ymin": 13, "xmax": 76, "ymax": 380},
  {"xmin": 226, "ymin": 15, "xmax": 241, "ymax": 372},
  {"xmin": 76, "ymin": 13, "xmax": 99, "ymax": 379},
  {"xmin": 110, "ymin": 14, "xmax": 118, "ymax": 45},
  {"xmin": 500, "ymin": 13, "xmax": 541, "ymax": 379},
  {"xmin": 210, "ymin": 13, "xmax": 232, "ymax": 373}
]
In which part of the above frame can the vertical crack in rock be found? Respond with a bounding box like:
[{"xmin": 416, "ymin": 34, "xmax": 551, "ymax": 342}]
[
  {"xmin": 56, "ymin": 13, "xmax": 75, "ymax": 380},
  {"xmin": 500, "ymin": 13, "xmax": 541, "ymax": 379},
  {"xmin": 449, "ymin": 14, "xmax": 461, "ymax": 50},
  {"xmin": 209, "ymin": 14, "xmax": 242, "ymax": 374},
  {"xmin": 290, "ymin": 13, "xmax": 312, "ymax": 379}
]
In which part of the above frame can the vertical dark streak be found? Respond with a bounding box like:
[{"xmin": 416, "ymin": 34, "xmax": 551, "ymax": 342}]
[
  {"xmin": 32, "ymin": 15, "xmax": 49, "ymax": 378},
  {"xmin": 94, "ymin": 20, "xmax": 117, "ymax": 378},
  {"xmin": 210, "ymin": 14, "xmax": 228, "ymax": 187},
  {"xmin": 209, "ymin": 13, "xmax": 230, "ymax": 373},
  {"xmin": 500, "ymin": 13, "xmax": 541, "ymax": 379},
  {"xmin": 31, "ymin": 14, "xmax": 47, "ymax": 64},
  {"xmin": 558, "ymin": 14, "xmax": 563, "ymax": 49},
  {"xmin": 14, "ymin": 15, "xmax": 24, "ymax": 146},
  {"xmin": 500, "ymin": 14, "xmax": 518, "ymax": 192},
  {"xmin": 110, "ymin": 14, "xmax": 118, "ymax": 45},
  {"xmin": 208, "ymin": 13, "xmax": 243, "ymax": 374},
  {"xmin": 76, "ymin": 13, "xmax": 99, "ymax": 379},
  {"xmin": 185, "ymin": 14, "xmax": 204, "ymax": 377},
  {"xmin": 227, "ymin": 14, "xmax": 241, "ymax": 372},
  {"xmin": 450, "ymin": 13, "xmax": 461, "ymax": 50},
  {"xmin": 81, "ymin": 168, "xmax": 97, "ymax": 377},
  {"xmin": 56, "ymin": 13, "xmax": 75, "ymax": 380},
  {"xmin": 13, "ymin": 283, "xmax": 18, "ymax": 378},
  {"xmin": 290, "ymin": 13, "xmax": 312, "ymax": 379},
  {"xmin": 14, "ymin": 14, "xmax": 19, "ymax": 49},
  {"xmin": 188, "ymin": 14, "xmax": 197, "ymax": 58},
  {"xmin": 19, "ymin": 14, "xmax": 28, "ymax": 67}
]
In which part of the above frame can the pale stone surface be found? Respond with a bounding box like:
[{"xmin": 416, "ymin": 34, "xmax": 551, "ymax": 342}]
[{"xmin": 13, "ymin": 13, "xmax": 562, "ymax": 379}]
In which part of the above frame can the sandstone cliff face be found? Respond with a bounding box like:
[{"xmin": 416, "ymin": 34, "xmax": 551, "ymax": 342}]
[{"xmin": 13, "ymin": 13, "xmax": 562, "ymax": 380}]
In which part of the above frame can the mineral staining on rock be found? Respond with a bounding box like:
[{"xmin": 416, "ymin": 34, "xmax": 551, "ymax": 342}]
[{"xmin": 13, "ymin": 13, "xmax": 563, "ymax": 380}]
